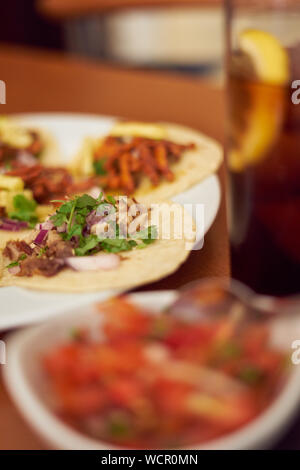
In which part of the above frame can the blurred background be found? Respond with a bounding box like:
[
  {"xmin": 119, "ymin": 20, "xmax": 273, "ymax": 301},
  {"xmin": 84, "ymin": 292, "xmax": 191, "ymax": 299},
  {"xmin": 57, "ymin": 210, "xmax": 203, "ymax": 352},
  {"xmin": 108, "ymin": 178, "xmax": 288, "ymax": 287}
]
[{"xmin": 0, "ymin": 0, "xmax": 223, "ymax": 79}]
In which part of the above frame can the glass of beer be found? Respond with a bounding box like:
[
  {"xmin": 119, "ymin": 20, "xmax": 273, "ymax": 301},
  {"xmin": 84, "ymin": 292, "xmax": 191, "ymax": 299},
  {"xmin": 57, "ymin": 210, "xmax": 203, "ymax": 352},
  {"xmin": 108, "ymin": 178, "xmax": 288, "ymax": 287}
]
[{"xmin": 226, "ymin": 0, "xmax": 300, "ymax": 296}]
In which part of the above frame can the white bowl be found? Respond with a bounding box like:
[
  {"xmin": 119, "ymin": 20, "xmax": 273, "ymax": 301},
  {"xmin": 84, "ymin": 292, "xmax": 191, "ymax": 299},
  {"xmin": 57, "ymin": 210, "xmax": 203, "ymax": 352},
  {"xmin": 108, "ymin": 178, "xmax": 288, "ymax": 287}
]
[{"xmin": 3, "ymin": 291, "xmax": 300, "ymax": 450}]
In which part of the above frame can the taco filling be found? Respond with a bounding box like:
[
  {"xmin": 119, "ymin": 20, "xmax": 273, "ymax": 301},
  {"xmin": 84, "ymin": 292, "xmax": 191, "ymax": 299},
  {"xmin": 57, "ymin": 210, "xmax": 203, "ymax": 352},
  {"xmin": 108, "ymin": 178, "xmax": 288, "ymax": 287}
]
[
  {"xmin": 71, "ymin": 122, "xmax": 223, "ymax": 204},
  {"xmin": 3, "ymin": 193, "xmax": 158, "ymax": 278},
  {"xmin": 0, "ymin": 175, "xmax": 42, "ymax": 232},
  {"xmin": 6, "ymin": 165, "xmax": 101, "ymax": 205},
  {"xmin": 91, "ymin": 135, "xmax": 195, "ymax": 194},
  {"xmin": 0, "ymin": 116, "xmax": 44, "ymax": 170}
]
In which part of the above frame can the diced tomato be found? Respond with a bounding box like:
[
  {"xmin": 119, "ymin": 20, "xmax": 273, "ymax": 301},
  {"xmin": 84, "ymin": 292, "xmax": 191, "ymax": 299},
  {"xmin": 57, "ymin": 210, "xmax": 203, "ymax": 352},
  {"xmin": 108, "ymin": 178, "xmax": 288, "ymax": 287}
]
[
  {"xmin": 153, "ymin": 378, "xmax": 192, "ymax": 415},
  {"xmin": 43, "ymin": 344, "xmax": 80, "ymax": 377},
  {"xmin": 56, "ymin": 384, "xmax": 105, "ymax": 416},
  {"xmin": 107, "ymin": 378, "xmax": 144, "ymax": 408},
  {"xmin": 99, "ymin": 297, "xmax": 152, "ymax": 340},
  {"xmin": 164, "ymin": 324, "xmax": 215, "ymax": 350},
  {"xmin": 242, "ymin": 324, "xmax": 270, "ymax": 355}
]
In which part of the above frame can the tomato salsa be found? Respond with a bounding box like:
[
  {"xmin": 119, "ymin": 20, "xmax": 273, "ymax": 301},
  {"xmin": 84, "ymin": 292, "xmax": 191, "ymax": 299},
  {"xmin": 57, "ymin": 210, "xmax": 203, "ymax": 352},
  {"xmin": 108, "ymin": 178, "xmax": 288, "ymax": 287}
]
[{"xmin": 43, "ymin": 286, "xmax": 288, "ymax": 449}]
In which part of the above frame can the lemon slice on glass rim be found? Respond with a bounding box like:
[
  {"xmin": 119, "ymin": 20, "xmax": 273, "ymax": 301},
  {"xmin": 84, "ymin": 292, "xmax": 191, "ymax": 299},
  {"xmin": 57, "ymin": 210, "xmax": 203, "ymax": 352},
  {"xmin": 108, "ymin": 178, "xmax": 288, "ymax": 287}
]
[{"xmin": 229, "ymin": 29, "xmax": 290, "ymax": 172}]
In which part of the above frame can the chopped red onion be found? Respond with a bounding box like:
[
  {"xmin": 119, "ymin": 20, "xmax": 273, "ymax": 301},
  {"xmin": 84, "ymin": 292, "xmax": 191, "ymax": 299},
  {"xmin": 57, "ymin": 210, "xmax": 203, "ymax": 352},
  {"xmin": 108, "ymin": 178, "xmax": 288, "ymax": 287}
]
[
  {"xmin": 66, "ymin": 253, "xmax": 120, "ymax": 271},
  {"xmin": 40, "ymin": 220, "xmax": 54, "ymax": 230},
  {"xmin": 0, "ymin": 219, "xmax": 28, "ymax": 231},
  {"xmin": 33, "ymin": 229, "xmax": 48, "ymax": 246},
  {"xmin": 86, "ymin": 210, "xmax": 104, "ymax": 228},
  {"xmin": 85, "ymin": 210, "xmax": 96, "ymax": 226}
]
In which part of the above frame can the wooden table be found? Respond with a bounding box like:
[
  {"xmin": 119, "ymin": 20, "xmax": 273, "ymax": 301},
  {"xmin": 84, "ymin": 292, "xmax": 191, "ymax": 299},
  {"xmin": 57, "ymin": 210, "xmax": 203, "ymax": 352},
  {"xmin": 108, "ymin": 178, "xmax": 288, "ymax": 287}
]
[
  {"xmin": 38, "ymin": 0, "xmax": 222, "ymax": 20},
  {"xmin": 0, "ymin": 43, "xmax": 229, "ymax": 449}
]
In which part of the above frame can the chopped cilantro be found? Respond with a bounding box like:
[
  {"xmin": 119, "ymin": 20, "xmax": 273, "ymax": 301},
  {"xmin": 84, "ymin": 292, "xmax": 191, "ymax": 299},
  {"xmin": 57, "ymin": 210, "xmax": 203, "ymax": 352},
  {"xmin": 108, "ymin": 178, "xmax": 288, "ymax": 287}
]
[
  {"xmin": 99, "ymin": 237, "xmax": 138, "ymax": 253},
  {"xmin": 67, "ymin": 200, "xmax": 76, "ymax": 233},
  {"xmin": 66, "ymin": 223, "xmax": 82, "ymax": 241},
  {"xmin": 75, "ymin": 194, "xmax": 98, "ymax": 209},
  {"xmin": 50, "ymin": 194, "xmax": 158, "ymax": 257},
  {"xmin": 8, "ymin": 194, "xmax": 38, "ymax": 228},
  {"xmin": 75, "ymin": 235, "xmax": 99, "ymax": 256},
  {"xmin": 106, "ymin": 195, "xmax": 116, "ymax": 206},
  {"xmin": 58, "ymin": 201, "xmax": 73, "ymax": 214},
  {"xmin": 6, "ymin": 260, "xmax": 19, "ymax": 269},
  {"xmin": 93, "ymin": 159, "xmax": 107, "ymax": 176},
  {"xmin": 133, "ymin": 225, "xmax": 158, "ymax": 245},
  {"xmin": 6, "ymin": 253, "xmax": 27, "ymax": 269},
  {"xmin": 37, "ymin": 246, "xmax": 48, "ymax": 258}
]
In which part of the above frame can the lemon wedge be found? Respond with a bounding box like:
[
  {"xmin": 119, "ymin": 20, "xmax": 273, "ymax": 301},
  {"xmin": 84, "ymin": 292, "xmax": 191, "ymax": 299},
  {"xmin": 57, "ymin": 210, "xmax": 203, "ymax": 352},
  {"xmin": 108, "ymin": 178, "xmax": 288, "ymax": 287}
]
[
  {"xmin": 239, "ymin": 29, "xmax": 289, "ymax": 85},
  {"xmin": 229, "ymin": 83, "xmax": 286, "ymax": 171},
  {"xmin": 229, "ymin": 30, "xmax": 289, "ymax": 171}
]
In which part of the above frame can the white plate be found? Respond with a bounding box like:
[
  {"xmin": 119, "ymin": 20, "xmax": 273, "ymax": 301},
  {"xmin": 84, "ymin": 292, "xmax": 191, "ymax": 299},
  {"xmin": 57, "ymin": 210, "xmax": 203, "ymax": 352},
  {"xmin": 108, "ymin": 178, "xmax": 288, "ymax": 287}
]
[
  {"xmin": 3, "ymin": 290, "xmax": 300, "ymax": 450},
  {"xmin": 0, "ymin": 113, "xmax": 221, "ymax": 330}
]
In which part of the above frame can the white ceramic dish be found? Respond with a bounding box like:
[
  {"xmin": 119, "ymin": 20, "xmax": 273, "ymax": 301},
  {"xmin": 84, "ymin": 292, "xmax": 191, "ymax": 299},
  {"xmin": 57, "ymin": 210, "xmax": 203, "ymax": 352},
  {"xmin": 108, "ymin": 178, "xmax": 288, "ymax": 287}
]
[
  {"xmin": 0, "ymin": 113, "xmax": 221, "ymax": 330},
  {"xmin": 3, "ymin": 291, "xmax": 300, "ymax": 450}
]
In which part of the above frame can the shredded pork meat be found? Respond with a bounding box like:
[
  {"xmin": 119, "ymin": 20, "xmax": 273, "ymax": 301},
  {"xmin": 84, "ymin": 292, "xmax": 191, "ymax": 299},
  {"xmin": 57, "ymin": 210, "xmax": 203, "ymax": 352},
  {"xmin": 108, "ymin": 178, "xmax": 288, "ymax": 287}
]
[
  {"xmin": 18, "ymin": 257, "xmax": 64, "ymax": 277},
  {"xmin": 94, "ymin": 136, "xmax": 195, "ymax": 194},
  {"xmin": 3, "ymin": 240, "xmax": 33, "ymax": 260},
  {"xmin": 7, "ymin": 165, "xmax": 98, "ymax": 204},
  {"xmin": 3, "ymin": 230, "xmax": 74, "ymax": 277}
]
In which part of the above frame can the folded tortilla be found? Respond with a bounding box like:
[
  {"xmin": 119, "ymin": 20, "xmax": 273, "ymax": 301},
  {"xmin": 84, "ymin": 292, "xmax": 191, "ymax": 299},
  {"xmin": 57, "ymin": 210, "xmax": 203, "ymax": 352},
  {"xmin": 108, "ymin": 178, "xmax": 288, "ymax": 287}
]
[
  {"xmin": 0, "ymin": 202, "xmax": 196, "ymax": 293},
  {"xmin": 70, "ymin": 122, "xmax": 223, "ymax": 203}
]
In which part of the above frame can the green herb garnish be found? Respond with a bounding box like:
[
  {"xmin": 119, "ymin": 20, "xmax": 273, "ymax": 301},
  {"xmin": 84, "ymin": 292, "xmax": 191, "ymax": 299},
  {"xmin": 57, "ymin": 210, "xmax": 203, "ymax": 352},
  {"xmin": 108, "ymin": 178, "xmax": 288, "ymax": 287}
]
[
  {"xmin": 93, "ymin": 159, "xmax": 107, "ymax": 176},
  {"xmin": 37, "ymin": 246, "xmax": 48, "ymax": 258},
  {"xmin": 75, "ymin": 235, "xmax": 100, "ymax": 257},
  {"xmin": 8, "ymin": 194, "xmax": 38, "ymax": 228},
  {"xmin": 6, "ymin": 253, "xmax": 27, "ymax": 269},
  {"xmin": 99, "ymin": 238, "xmax": 138, "ymax": 253},
  {"xmin": 106, "ymin": 195, "xmax": 116, "ymax": 206},
  {"xmin": 6, "ymin": 260, "xmax": 19, "ymax": 269},
  {"xmin": 50, "ymin": 194, "xmax": 158, "ymax": 257},
  {"xmin": 132, "ymin": 225, "xmax": 158, "ymax": 245}
]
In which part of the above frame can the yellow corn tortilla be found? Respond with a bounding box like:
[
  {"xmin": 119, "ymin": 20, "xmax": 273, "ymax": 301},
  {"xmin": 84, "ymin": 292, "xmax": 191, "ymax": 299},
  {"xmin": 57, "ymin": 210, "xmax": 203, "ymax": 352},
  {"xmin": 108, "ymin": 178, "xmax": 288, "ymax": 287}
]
[
  {"xmin": 70, "ymin": 122, "xmax": 223, "ymax": 203},
  {"xmin": 0, "ymin": 202, "xmax": 196, "ymax": 293}
]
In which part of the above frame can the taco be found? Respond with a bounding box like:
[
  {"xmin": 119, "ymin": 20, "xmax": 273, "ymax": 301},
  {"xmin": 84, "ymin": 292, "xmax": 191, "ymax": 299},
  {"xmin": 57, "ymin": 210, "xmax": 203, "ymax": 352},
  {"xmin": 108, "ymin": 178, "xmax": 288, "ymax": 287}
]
[
  {"xmin": 0, "ymin": 169, "xmax": 104, "ymax": 248},
  {"xmin": 0, "ymin": 193, "xmax": 195, "ymax": 292},
  {"xmin": 0, "ymin": 115, "xmax": 60, "ymax": 170},
  {"xmin": 70, "ymin": 122, "xmax": 223, "ymax": 203},
  {"xmin": 0, "ymin": 174, "xmax": 53, "ymax": 247},
  {"xmin": 5, "ymin": 165, "xmax": 99, "ymax": 205}
]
